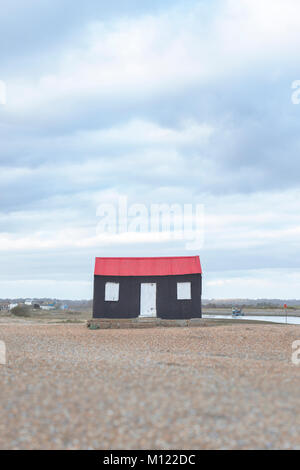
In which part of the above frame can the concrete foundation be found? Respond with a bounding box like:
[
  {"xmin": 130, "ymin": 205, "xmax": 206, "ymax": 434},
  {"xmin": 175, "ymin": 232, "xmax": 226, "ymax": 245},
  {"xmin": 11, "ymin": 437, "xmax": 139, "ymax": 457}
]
[{"xmin": 87, "ymin": 317, "xmax": 209, "ymax": 329}]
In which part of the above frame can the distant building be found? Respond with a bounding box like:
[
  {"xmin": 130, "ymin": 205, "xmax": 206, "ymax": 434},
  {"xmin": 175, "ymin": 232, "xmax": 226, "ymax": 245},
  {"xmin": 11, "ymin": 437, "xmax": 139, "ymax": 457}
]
[
  {"xmin": 9, "ymin": 303, "xmax": 18, "ymax": 310},
  {"xmin": 0, "ymin": 302, "xmax": 9, "ymax": 310},
  {"xmin": 93, "ymin": 256, "xmax": 202, "ymax": 320}
]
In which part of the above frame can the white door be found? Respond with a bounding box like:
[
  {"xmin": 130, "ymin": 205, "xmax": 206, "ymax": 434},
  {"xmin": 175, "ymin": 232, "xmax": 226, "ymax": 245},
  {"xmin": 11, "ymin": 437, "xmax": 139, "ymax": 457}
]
[{"xmin": 140, "ymin": 283, "xmax": 157, "ymax": 317}]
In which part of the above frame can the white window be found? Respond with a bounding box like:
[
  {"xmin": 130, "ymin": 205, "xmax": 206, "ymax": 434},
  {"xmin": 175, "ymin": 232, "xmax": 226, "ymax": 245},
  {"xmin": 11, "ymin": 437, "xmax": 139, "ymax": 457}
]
[
  {"xmin": 177, "ymin": 282, "xmax": 191, "ymax": 300},
  {"xmin": 105, "ymin": 282, "xmax": 119, "ymax": 301}
]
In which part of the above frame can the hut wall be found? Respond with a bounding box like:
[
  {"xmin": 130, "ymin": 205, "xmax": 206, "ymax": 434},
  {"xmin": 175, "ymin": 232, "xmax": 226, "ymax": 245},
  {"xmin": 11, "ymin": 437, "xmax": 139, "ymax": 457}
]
[{"xmin": 93, "ymin": 273, "xmax": 202, "ymax": 319}]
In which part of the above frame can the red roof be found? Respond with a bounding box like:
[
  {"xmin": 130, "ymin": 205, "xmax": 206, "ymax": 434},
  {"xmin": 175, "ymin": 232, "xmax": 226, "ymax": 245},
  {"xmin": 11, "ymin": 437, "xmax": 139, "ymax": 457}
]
[{"xmin": 94, "ymin": 256, "xmax": 202, "ymax": 277}]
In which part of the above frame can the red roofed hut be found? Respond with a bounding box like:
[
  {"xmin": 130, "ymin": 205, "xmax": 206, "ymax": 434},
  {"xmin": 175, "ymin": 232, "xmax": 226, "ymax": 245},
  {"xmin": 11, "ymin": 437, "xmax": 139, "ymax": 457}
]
[{"xmin": 93, "ymin": 256, "xmax": 202, "ymax": 319}]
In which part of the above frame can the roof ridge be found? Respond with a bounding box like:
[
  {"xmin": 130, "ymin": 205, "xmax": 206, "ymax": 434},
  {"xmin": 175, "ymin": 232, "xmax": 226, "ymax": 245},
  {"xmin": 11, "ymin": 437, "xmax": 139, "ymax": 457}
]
[
  {"xmin": 95, "ymin": 256, "xmax": 198, "ymax": 259},
  {"xmin": 94, "ymin": 256, "xmax": 202, "ymax": 276}
]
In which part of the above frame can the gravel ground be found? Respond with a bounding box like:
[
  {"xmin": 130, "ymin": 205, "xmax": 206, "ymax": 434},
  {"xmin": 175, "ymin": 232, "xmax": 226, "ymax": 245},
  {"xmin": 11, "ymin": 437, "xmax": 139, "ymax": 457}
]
[{"xmin": 1, "ymin": 323, "xmax": 300, "ymax": 449}]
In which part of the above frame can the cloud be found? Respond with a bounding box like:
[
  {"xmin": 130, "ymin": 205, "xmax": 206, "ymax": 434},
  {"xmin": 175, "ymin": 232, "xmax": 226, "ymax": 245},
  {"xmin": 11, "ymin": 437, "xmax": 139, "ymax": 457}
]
[
  {"xmin": 0, "ymin": 279, "xmax": 92, "ymax": 300},
  {"xmin": 204, "ymin": 269, "xmax": 300, "ymax": 299},
  {"xmin": 5, "ymin": 0, "xmax": 300, "ymax": 115},
  {"xmin": 1, "ymin": 0, "xmax": 300, "ymax": 298}
]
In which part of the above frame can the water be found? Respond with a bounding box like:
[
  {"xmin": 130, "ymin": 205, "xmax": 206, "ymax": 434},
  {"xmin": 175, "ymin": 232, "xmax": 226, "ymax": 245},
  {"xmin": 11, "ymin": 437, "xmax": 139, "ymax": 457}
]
[{"xmin": 203, "ymin": 314, "xmax": 300, "ymax": 325}]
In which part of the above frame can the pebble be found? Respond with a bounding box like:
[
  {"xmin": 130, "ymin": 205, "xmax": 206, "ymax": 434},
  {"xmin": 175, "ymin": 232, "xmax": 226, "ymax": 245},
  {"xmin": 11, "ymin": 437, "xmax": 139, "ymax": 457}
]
[{"xmin": 0, "ymin": 323, "xmax": 300, "ymax": 449}]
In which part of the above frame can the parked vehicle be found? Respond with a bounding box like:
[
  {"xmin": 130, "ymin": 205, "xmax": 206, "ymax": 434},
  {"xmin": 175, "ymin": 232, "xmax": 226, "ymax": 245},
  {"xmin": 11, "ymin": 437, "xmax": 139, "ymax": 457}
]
[{"xmin": 232, "ymin": 307, "xmax": 244, "ymax": 316}]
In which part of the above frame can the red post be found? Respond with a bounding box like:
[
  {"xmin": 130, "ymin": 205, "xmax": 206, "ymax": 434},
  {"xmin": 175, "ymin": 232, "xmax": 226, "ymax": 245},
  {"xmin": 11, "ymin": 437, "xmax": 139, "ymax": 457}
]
[{"xmin": 284, "ymin": 304, "xmax": 287, "ymax": 324}]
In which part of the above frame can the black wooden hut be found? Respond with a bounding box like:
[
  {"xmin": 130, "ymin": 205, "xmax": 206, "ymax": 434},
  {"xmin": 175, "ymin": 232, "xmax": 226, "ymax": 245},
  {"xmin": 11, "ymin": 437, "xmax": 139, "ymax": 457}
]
[{"xmin": 93, "ymin": 256, "xmax": 202, "ymax": 319}]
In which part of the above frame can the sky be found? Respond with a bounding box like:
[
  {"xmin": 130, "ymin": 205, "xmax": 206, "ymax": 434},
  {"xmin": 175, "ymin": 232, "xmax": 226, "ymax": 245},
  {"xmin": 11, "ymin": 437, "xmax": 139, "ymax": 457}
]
[{"xmin": 0, "ymin": 0, "xmax": 300, "ymax": 299}]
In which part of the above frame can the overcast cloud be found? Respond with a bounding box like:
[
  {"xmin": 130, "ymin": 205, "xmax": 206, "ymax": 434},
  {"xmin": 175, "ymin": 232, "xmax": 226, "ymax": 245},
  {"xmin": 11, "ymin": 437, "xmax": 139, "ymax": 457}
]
[{"xmin": 1, "ymin": 0, "xmax": 300, "ymax": 299}]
